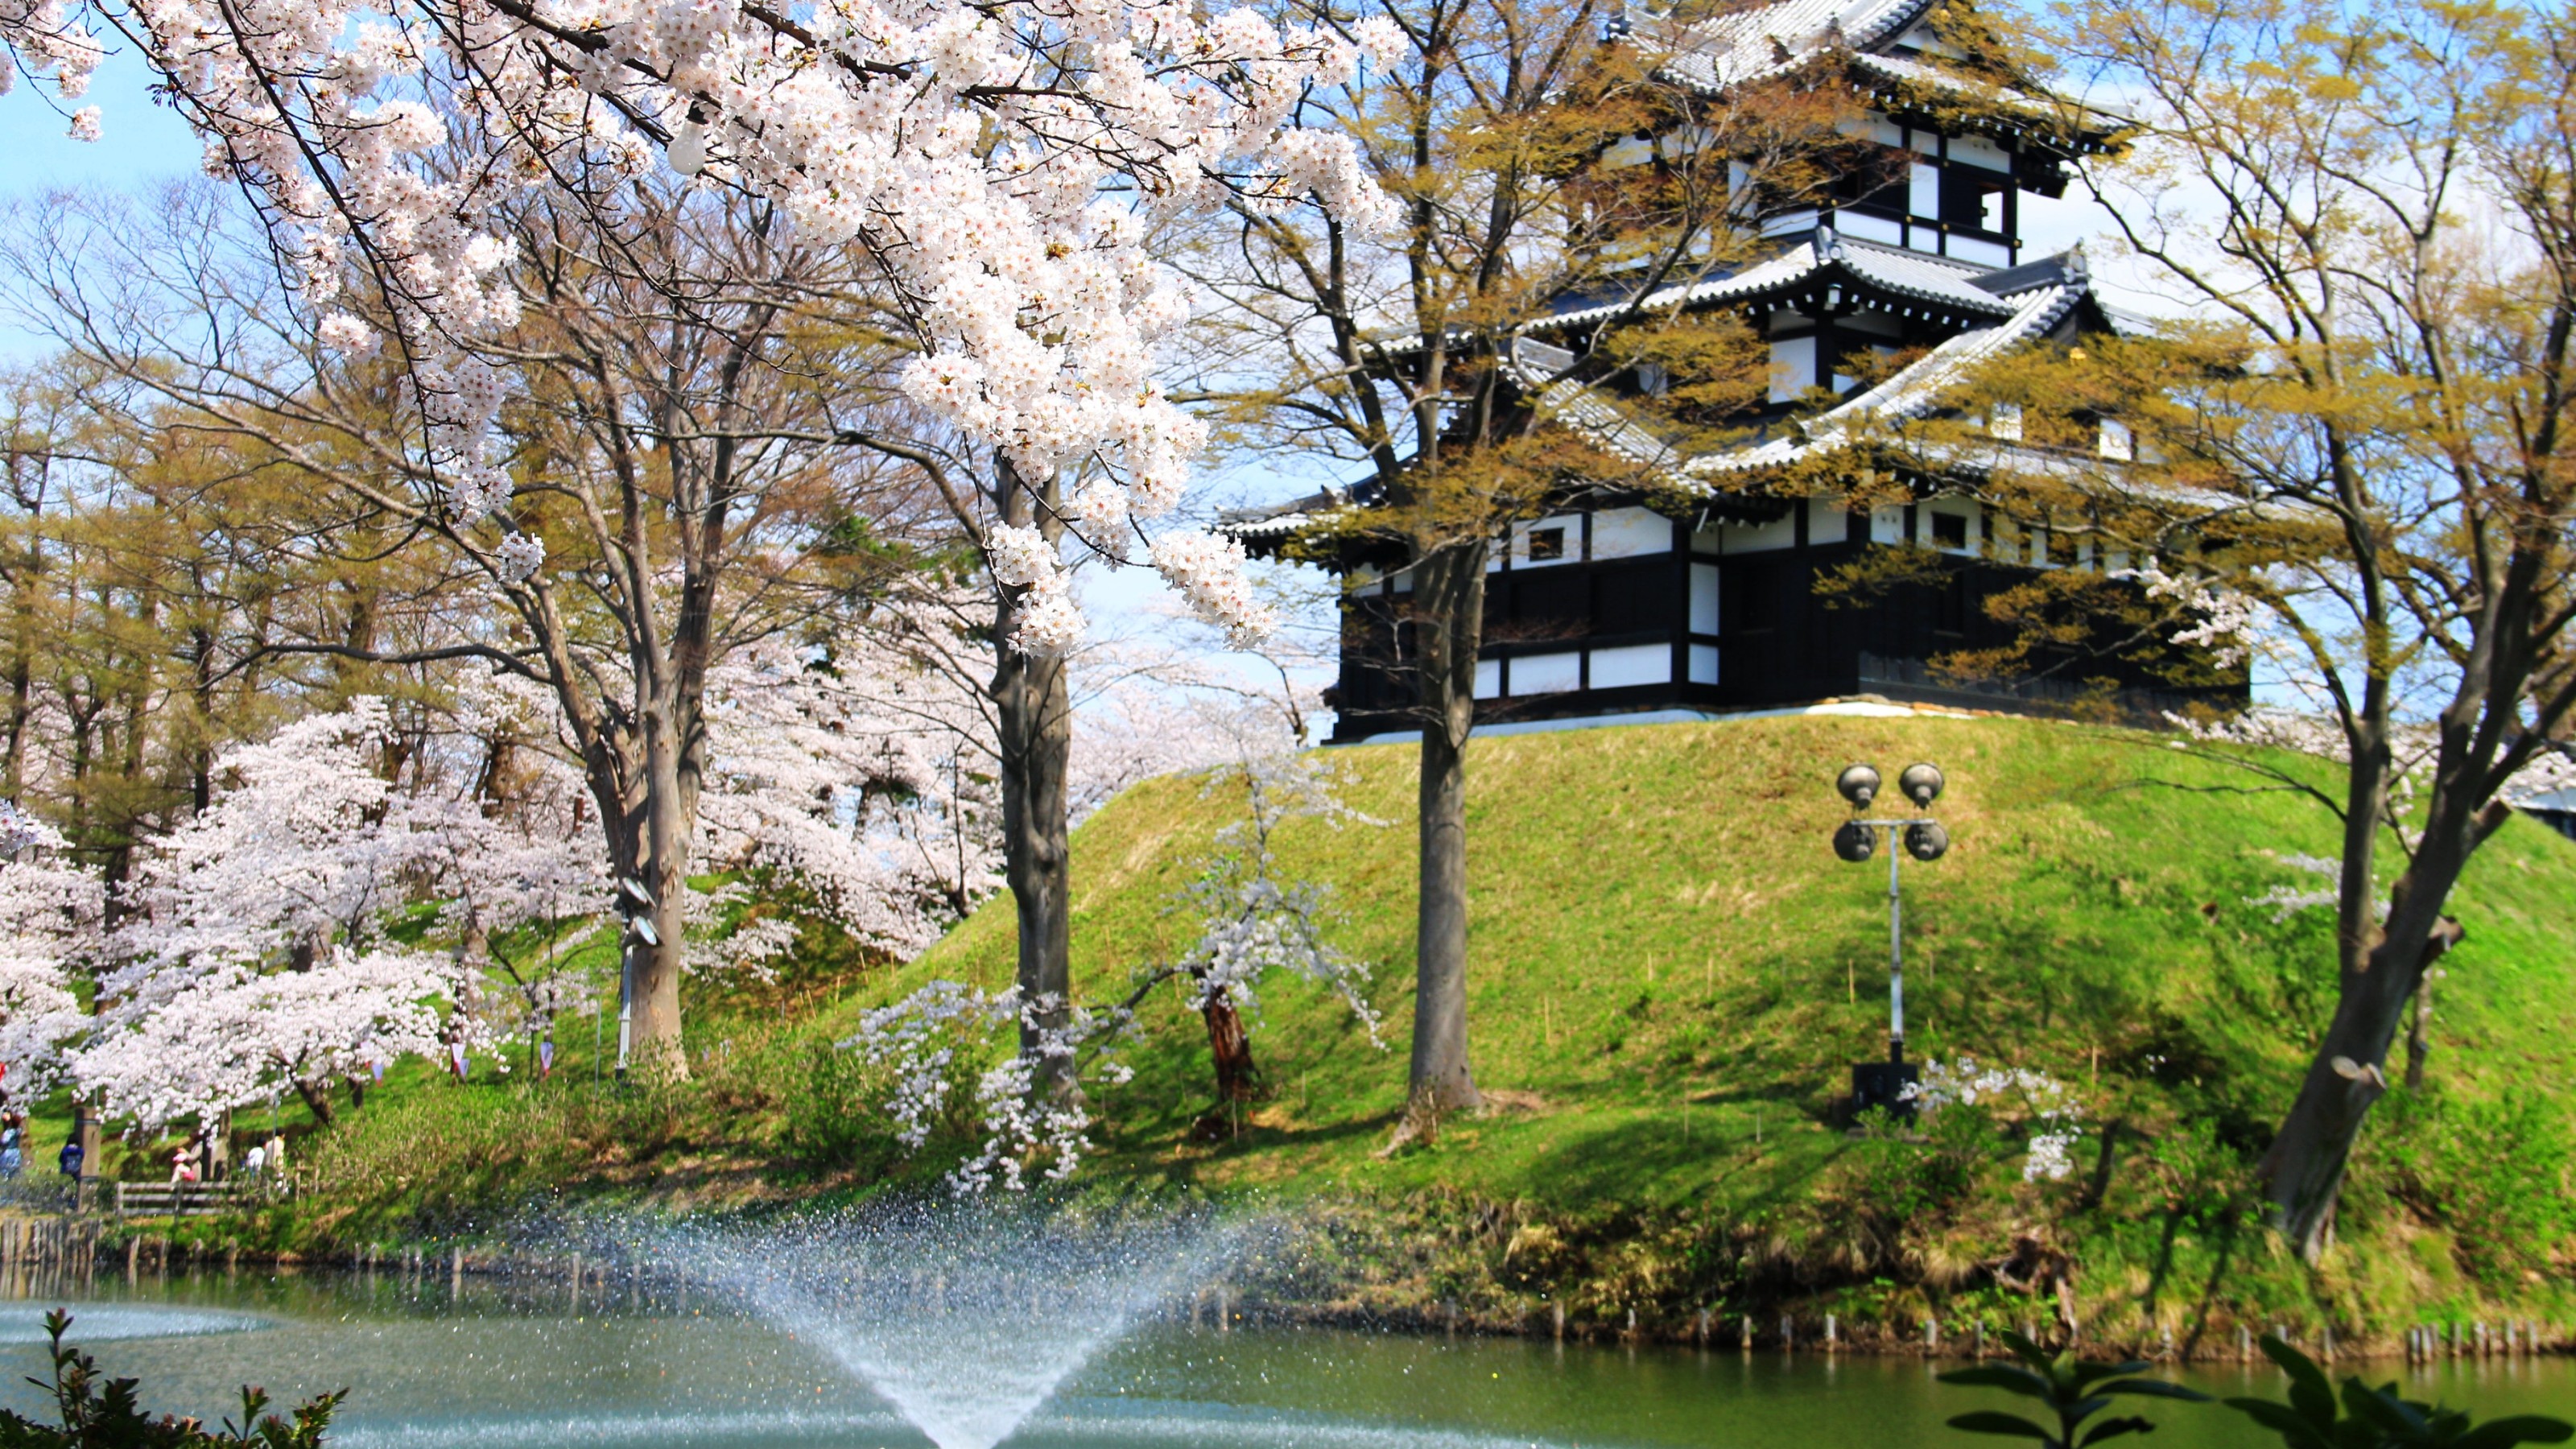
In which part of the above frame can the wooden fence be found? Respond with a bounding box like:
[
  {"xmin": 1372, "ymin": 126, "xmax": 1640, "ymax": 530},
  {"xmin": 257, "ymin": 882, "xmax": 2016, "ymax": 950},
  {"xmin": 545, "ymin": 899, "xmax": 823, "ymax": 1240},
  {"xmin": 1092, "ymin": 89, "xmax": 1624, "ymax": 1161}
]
[{"xmin": 109, "ymin": 1182, "xmax": 267, "ymax": 1217}]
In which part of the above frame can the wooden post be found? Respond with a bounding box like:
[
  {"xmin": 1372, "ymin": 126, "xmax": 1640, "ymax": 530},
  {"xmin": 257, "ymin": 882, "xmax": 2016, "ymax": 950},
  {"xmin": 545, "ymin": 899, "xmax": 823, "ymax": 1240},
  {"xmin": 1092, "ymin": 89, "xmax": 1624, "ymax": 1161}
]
[
  {"xmin": 1696, "ymin": 1307, "xmax": 1711, "ymax": 1346},
  {"xmin": 1973, "ymin": 1321, "xmax": 1986, "ymax": 1358},
  {"xmin": 1739, "ymin": 1314, "xmax": 1752, "ymax": 1352},
  {"xmin": 1824, "ymin": 1313, "xmax": 1837, "ymax": 1350},
  {"xmin": 1552, "ymin": 1301, "xmax": 1565, "ymax": 1341},
  {"xmin": 1781, "ymin": 1315, "xmax": 1794, "ymax": 1352},
  {"xmin": 1624, "ymin": 1307, "xmax": 1636, "ymax": 1340},
  {"xmin": 1925, "ymin": 1319, "xmax": 1938, "ymax": 1355},
  {"xmin": 2240, "ymin": 1325, "xmax": 2252, "ymax": 1361}
]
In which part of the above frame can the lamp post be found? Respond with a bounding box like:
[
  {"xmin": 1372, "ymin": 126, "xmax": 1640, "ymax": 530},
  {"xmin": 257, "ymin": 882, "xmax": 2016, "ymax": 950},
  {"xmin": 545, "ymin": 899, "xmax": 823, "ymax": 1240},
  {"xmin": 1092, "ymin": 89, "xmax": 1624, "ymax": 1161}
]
[
  {"xmin": 614, "ymin": 875, "xmax": 657, "ymax": 1084},
  {"xmin": 1831, "ymin": 762, "xmax": 1951, "ymax": 1116}
]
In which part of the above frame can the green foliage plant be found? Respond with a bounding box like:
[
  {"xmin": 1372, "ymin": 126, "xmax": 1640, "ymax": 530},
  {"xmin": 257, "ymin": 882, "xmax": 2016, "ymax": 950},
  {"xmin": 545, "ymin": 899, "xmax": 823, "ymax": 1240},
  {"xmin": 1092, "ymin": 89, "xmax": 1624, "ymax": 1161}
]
[
  {"xmin": 0, "ymin": 1309, "xmax": 343, "ymax": 1448},
  {"xmin": 1939, "ymin": 1329, "xmax": 2209, "ymax": 1449},
  {"xmin": 2223, "ymin": 1335, "xmax": 2574, "ymax": 1449}
]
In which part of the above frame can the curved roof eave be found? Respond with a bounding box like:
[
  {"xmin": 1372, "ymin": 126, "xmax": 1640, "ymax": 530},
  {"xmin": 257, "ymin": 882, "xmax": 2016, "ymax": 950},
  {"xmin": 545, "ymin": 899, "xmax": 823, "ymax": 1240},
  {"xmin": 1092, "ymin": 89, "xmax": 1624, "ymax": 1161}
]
[{"xmin": 1538, "ymin": 229, "xmax": 2022, "ymax": 339}]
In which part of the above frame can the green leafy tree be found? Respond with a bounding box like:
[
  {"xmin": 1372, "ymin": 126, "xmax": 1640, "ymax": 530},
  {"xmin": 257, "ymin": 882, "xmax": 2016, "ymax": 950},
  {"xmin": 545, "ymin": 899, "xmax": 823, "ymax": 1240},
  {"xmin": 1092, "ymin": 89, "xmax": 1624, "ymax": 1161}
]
[{"xmin": 1191, "ymin": 0, "xmax": 1865, "ymax": 1135}]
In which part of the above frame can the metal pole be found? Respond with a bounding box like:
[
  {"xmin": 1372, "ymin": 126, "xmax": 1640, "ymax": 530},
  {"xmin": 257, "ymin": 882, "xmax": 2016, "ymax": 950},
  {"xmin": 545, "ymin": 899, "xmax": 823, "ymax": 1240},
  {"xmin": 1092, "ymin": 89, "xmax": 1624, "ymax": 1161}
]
[
  {"xmin": 616, "ymin": 938, "xmax": 634, "ymax": 1082},
  {"xmin": 1888, "ymin": 828, "xmax": 1905, "ymax": 1063}
]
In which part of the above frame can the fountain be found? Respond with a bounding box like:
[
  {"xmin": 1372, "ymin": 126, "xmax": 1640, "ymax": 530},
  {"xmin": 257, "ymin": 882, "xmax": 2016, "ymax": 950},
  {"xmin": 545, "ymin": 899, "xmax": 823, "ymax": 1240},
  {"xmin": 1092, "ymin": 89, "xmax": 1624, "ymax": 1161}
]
[{"xmin": 597, "ymin": 1200, "xmax": 1249, "ymax": 1449}]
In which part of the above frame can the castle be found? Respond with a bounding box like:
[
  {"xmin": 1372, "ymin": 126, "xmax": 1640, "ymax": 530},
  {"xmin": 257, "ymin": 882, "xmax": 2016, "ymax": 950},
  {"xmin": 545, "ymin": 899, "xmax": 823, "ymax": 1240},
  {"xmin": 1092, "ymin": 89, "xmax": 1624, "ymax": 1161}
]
[{"xmin": 1226, "ymin": 0, "xmax": 2248, "ymax": 745}]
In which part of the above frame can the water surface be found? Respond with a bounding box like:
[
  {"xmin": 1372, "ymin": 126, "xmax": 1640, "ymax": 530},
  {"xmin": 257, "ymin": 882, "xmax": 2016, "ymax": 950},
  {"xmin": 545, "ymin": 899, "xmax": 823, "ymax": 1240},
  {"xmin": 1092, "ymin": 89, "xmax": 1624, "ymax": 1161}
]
[{"xmin": 0, "ymin": 1267, "xmax": 2566, "ymax": 1449}]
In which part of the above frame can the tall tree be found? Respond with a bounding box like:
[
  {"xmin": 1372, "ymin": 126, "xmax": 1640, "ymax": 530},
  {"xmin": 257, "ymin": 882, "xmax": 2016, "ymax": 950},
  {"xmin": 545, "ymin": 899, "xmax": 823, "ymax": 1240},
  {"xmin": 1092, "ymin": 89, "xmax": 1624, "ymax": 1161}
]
[
  {"xmin": 6, "ymin": 182, "xmax": 950, "ymax": 1076},
  {"xmin": 1916, "ymin": 0, "xmax": 2576, "ymax": 1257},
  {"xmin": 0, "ymin": 0, "xmax": 1391, "ymax": 1090},
  {"xmin": 1187, "ymin": 0, "xmax": 1856, "ymax": 1128}
]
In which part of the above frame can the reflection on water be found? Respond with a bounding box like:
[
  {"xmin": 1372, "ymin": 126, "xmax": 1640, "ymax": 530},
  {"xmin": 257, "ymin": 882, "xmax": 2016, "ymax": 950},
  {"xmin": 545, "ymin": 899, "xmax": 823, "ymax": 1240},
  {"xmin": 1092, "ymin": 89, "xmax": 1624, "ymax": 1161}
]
[
  {"xmin": 0, "ymin": 1264, "xmax": 2564, "ymax": 1449},
  {"xmin": 0, "ymin": 1302, "xmax": 270, "ymax": 1342}
]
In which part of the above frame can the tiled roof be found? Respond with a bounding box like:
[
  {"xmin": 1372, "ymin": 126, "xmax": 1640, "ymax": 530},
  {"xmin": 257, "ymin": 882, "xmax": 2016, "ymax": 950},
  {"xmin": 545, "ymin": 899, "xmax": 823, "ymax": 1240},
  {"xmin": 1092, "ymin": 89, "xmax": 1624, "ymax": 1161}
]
[
  {"xmin": 1226, "ymin": 246, "xmax": 2095, "ymax": 544},
  {"xmin": 1538, "ymin": 229, "xmax": 2017, "ymax": 338},
  {"xmin": 1643, "ymin": 0, "xmax": 2117, "ymax": 145},
  {"xmin": 1216, "ymin": 485, "xmax": 1355, "ymax": 543},
  {"xmin": 1516, "ymin": 247, "xmax": 2088, "ymax": 489},
  {"xmin": 1684, "ymin": 266, "xmax": 2082, "ymax": 481},
  {"xmin": 1651, "ymin": 0, "xmax": 1931, "ymax": 93},
  {"xmin": 1837, "ymin": 238, "xmax": 2022, "ymax": 313},
  {"xmin": 1538, "ymin": 243, "xmax": 1843, "ymax": 333}
]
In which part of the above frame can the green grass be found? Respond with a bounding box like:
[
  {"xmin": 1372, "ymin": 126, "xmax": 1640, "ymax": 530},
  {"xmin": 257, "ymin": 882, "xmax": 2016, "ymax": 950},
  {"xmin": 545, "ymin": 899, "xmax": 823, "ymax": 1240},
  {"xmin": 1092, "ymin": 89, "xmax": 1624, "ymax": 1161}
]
[
  {"xmin": 155, "ymin": 712, "xmax": 2576, "ymax": 1345},
  {"xmin": 894, "ymin": 715, "xmax": 2571, "ymax": 1195}
]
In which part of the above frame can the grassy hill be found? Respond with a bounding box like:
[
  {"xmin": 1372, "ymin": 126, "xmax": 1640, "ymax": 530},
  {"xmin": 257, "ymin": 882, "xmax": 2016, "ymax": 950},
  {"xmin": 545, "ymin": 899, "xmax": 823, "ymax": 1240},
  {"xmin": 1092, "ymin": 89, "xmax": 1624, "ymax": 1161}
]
[
  {"xmin": 840, "ymin": 711, "xmax": 2576, "ymax": 1342},
  {"xmin": 208, "ymin": 711, "xmax": 2576, "ymax": 1348}
]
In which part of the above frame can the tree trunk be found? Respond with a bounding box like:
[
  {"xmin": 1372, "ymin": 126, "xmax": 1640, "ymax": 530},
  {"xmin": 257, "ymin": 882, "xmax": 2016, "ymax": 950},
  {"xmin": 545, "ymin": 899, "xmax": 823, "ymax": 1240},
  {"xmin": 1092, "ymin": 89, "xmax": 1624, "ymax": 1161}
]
[
  {"xmin": 2402, "ymin": 917, "xmax": 2458, "ymax": 1092},
  {"xmin": 293, "ymin": 1076, "xmax": 336, "ymax": 1127},
  {"xmin": 991, "ymin": 463, "xmax": 1077, "ymax": 1102},
  {"xmin": 1406, "ymin": 541, "xmax": 1484, "ymax": 1117},
  {"xmin": 613, "ymin": 682, "xmax": 696, "ymax": 1081},
  {"xmin": 2260, "ymin": 874, "xmax": 2471, "ymax": 1257}
]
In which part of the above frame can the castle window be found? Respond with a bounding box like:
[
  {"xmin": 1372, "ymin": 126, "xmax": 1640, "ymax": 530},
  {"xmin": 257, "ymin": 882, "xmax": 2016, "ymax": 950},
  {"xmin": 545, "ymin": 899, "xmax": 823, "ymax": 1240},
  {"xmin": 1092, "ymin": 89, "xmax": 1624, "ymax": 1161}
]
[
  {"xmin": 1941, "ymin": 168, "xmax": 2010, "ymax": 234},
  {"xmin": 1769, "ymin": 335, "xmax": 1818, "ymax": 401},
  {"xmin": 1929, "ymin": 512, "xmax": 1969, "ymax": 550},
  {"xmin": 1527, "ymin": 526, "xmax": 1567, "ymax": 561}
]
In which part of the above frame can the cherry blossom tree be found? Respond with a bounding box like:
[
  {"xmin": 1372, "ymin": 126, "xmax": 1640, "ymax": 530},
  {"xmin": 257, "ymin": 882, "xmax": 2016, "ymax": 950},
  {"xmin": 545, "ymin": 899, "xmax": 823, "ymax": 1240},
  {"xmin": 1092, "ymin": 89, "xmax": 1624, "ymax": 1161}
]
[
  {"xmin": 697, "ymin": 625, "xmax": 1003, "ymax": 962},
  {"xmin": 0, "ymin": 803, "xmax": 99, "ymax": 1096},
  {"xmin": 76, "ymin": 700, "xmax": 472, "ymax": 1126},
  {"xmin": 850, "ymin": 712, "xmax": 1380, "ymax": 1185},
  {"xmin": 0, "ymin": 0, "xmax": 1404, "ymax": 1087},
  {"xmin": 1118, "ymin": 733, "xmax": 1381, "ymax": 1132}
]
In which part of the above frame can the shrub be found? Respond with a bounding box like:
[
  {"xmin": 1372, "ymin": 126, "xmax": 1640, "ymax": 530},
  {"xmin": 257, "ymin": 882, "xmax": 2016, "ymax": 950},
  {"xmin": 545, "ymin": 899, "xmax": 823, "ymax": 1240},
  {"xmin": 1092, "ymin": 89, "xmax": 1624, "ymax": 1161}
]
[
  {"xmin": 781, "ymin": 1036, "xmax": 906, "ymax": 1178},
  {"xmin": 2362, "ymin": 1088, "xmax": 2576, "ymax": 1287}
]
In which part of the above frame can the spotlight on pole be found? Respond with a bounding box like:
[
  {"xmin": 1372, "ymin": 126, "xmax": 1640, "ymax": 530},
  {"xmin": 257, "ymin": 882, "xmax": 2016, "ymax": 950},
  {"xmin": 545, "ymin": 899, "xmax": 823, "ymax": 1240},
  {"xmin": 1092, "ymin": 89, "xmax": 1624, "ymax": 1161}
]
[{"xmin": 1829, "ymin": 760, "xmax": 1953, "ymax": 1120}]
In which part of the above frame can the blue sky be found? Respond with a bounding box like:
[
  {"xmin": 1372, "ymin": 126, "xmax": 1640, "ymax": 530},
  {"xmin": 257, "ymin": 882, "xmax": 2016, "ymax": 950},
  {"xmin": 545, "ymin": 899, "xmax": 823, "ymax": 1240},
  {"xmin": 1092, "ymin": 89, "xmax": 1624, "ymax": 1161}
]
[{"xmin": 0, "ymin": 49, "xmax": 197, "ymax": 198}]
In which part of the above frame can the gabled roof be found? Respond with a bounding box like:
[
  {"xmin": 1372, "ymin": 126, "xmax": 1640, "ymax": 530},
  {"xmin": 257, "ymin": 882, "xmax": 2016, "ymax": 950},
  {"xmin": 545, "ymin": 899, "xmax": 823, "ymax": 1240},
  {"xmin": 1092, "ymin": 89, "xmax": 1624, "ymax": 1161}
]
[
  {"xmin": 1540, "ymin": 228, "xmax": 2019, "ymax": 337},
  {"xmin": 1640, "ymin": 0, "xmax": 2120, "ymax": 150},
  {"xmin": 1220, "ymin": 243, "xmax": 2099, "ymax": 549},
  {"xmin": 1649, "ymin": 0, "xmax": 1932, "ymax": 94},
  {"xmin": 1510, "ymin": 245, "xmax": 2091, "ymax": 491}
]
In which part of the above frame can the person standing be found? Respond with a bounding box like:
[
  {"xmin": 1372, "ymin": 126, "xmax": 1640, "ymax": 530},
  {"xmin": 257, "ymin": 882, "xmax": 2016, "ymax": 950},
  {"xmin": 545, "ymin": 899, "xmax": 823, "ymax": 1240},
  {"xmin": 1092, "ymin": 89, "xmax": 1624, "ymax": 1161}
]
[{"xmin": 263, "ymin": 1131, "xmax": 286, "ymax": 1195}]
